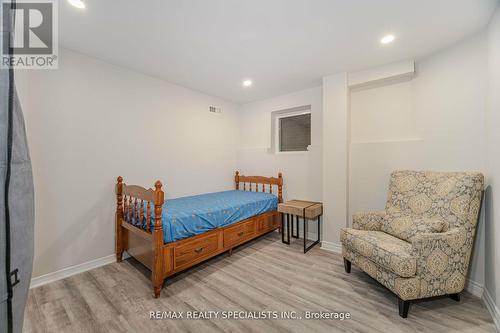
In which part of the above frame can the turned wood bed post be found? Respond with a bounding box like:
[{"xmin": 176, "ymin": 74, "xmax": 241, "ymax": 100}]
[
  {"xmin": 235, "ymin": 170, "xmax": 239, "ymax": 190},
  {"xmin": 116, "ymin": 176, "xmax": 124, "ymax": 262},
  {"xmin": 152, "ymin": 180, "xmax": 164, "ymax": 298}
]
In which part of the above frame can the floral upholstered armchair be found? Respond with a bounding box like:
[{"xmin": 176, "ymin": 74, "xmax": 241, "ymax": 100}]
[{"xmin": 341, "ymin": 170, "xmax": 484, "ymax": 318}]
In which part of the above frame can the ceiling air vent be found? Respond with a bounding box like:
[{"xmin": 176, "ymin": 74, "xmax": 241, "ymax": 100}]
[{"xmin": 209, "ymin": 106, "xmax": 222, "ymax": 114}]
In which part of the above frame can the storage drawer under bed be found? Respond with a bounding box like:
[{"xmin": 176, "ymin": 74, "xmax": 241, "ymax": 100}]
[
  {"xmin": 223, "ymin": 219, "xmax": 256, "ymax": 248},
  {"xmin": 174, "ymin": 232, "xmax": 221, "ymax": 269},
  {"xmin": 257, "ymin": 215, "xmax": 279, "ymax": 232}
]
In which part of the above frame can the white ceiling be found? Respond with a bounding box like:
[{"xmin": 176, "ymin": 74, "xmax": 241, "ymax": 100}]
[{"xmin": 59, "ymin": 0, "xmax": 499, "ymax": 104}]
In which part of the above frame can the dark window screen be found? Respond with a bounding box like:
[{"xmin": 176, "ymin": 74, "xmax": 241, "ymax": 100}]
[{"xmin": 279, "ymin": 113, "xmax": 311, "ymax": 152}]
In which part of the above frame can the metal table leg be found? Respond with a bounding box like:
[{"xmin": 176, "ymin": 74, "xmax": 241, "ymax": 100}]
[
  {"xmin": 303, "ymin": 213, "xmax": 321, "ymax": 253},
  {"xmin": 303, "ymin": 211, "xmax": 307, "ymax": 253},
  {"xmin": 282, "ymin": 213, "xmax": 290, "ymax": 245},
  {"xmin": 287, "ymin": 214, "xmax": 291, "ymax": 244},
  {"xmin": 292, "ymin": 215, "xmax": 299, "ymax": 238}
]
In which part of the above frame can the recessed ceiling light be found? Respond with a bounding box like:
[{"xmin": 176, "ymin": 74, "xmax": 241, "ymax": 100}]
[
  {"xmin": 68, "ymin": 0, "xmax": 85, "ymax": 9},
  {"xmin": 242, "ymin": 80, "xmax": 253, "ymax": 87},
  {"xmin": 380, "ymin": 34, "xmax": 395, "ymax": 45}
]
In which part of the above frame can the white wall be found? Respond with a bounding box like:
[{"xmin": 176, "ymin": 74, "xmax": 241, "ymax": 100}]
[
  {"xmin": 349, "ymin": 32, "xmax": 487, "ymax": 286},
  {"xmin": 322, "ymin": 73, "xmax": 349, "ymax": 246},
  {"xmin": 485, "ymin": 3, "xmax": 500, "ymax": 318},
  {"xmin": 350, "ymin": 79, "xmax": 419, "ymax": 144},
  {"xmin": 237, "ymin": 87, "xmax": 323, "ymax": 202},
  {"xmin": 21, "ymin": 48, "xmax": 240, "ymax": 277}
]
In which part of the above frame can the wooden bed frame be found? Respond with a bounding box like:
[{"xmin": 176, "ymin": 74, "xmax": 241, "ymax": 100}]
[{"xmin": 115, "ymin": 171, "xmax": 283, "ymax": 298}]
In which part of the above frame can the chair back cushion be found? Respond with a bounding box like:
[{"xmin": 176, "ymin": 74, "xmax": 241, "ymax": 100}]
[
  {"xmin": 381, "ymin": 214, "xmax": 447, "ymax": 242},
  {"xmin": 385, "ymin": 171, "xmax": 484, "ymax": 230}
]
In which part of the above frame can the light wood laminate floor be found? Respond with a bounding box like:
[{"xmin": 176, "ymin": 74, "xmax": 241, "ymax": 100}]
[{"xmin": 24, "ymin": 232, "xmax": 496, "ymax": 333}]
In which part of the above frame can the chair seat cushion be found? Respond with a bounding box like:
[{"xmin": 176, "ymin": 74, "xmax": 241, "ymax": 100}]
[
  {"xmin": 381, "ymin": 214, "xmax": 447, "ymax": 242},
  {"xmin": 340, "ymin": 228, "xmax": 417, "ymax": 277}
]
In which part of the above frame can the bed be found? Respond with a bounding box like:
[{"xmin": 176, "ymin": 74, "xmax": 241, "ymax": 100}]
[{"xmin": 115, "ymin": 171, "xmax": 283, "ymax": 297}]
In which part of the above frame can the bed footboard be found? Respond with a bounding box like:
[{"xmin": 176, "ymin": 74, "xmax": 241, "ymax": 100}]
[{"xmin": 115, "ymin": 177, "xmax": 164, "ymax": 297}]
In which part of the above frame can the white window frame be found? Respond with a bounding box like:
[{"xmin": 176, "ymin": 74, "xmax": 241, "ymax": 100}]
[{"xmin": 270, "ymin": 105, "xmax": 311, "ymax": 154}]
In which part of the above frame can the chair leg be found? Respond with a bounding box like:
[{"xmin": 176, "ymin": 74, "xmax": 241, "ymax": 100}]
[
  {"xmin": 343, "ymin": 258, "xmax": 351, "ymax": 273},
  {"xmin": 398, "ymin": 298, "xmax": 410, "ymax": 318},
  {"xmin": 449, "ymin": 293, "xmax": 460, "ymax": 302}
]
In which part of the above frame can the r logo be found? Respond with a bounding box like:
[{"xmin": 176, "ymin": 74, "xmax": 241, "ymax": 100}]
[
  {"xmin": 1, "ymin": 0, "xmax": 58, "ymax": 69},
  {"xmin": 3, "ymin": 2, "xmax": 53, "ymax": 54}
]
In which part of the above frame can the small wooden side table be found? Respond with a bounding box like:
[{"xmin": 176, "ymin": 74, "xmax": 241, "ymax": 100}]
[{"xmin": 278, "ymin": 200, "xmax": 322, "ymax": 253}]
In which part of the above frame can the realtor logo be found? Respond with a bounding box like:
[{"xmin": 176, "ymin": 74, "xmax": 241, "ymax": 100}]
[{"xmin": 1, "ymin": 0, "xmax": 58, "ymax": 69}]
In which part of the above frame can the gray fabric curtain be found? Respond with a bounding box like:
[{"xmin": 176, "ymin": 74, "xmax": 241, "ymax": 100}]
[{"xmin": 1, "ymin": 1, "xmax": 35, "ymax": 332}]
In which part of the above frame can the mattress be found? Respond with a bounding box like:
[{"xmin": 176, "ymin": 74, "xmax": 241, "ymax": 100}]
[{"xmin": 136, "ymin": 190, "xmax": 278, "ymax": 243}]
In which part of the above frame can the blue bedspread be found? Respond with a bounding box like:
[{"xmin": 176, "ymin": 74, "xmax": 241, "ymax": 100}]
[{"xmin": 139, "ymin": 190, "xmax": 278, "ymax": 243}]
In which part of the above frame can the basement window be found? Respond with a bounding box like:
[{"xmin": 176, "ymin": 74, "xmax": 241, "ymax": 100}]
[{"xmin": 272, "ymin": 106, "xmax": 311, "ymax": 153}]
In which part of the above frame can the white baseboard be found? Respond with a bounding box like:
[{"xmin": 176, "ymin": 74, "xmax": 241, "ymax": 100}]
[
  {"xmin": 465, "ymin": 278, "xmax": 484, "ymax": 298},
  {"xmin": 483, "ymin": 288, "xmax": 500, "ymax": 333},
  {"xmin": 320, "ymin": 240, "xmax": 342, "ymax": 253},
  {"xmin": 30, "ymin": 253, "xmax": 128, "ymax": 289}
]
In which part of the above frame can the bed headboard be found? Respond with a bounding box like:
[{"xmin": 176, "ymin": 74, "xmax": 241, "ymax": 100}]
[{"xmin": 234, "ymin": 171, "xmax": 283, "ymax": 203}]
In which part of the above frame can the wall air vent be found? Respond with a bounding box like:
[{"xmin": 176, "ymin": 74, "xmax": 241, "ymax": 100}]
[{"xmin": 209, "ymin": 106, "xmax": 222, "ymax": 114}]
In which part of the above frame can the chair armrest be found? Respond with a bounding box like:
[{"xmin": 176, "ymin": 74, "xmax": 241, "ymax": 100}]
[
  {"xmin": 412, "ymin": 229, "xmax": 464, "ymax": 256},
  {"xmin": 352, "ymin": 211, "xmax": 386, "ymax": 231},
  {"xmin": 411, "ymin": 228, "xmax": 470, "ymax": 296}
]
